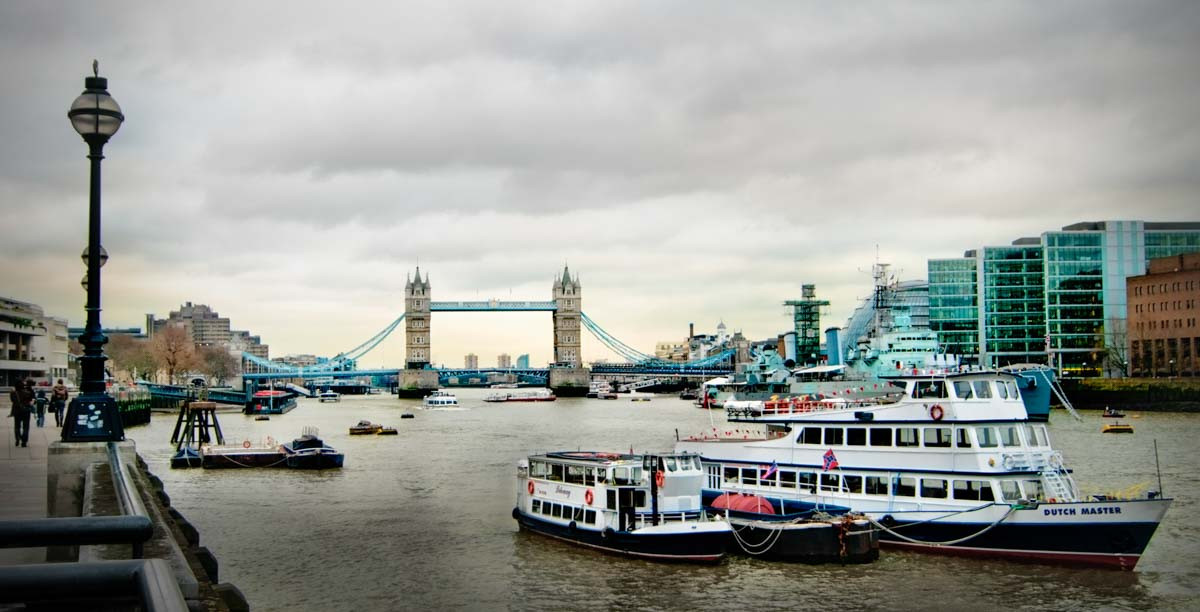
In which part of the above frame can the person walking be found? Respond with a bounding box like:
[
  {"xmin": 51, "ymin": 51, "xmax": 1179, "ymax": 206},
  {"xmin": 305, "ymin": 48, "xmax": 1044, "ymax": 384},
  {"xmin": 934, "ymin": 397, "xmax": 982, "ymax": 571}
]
[
  {"xmin": 51, "ymin": 378, "xmax": 69, "ymax": 426},
  {"xmin": 34, "ymin": 388, "xmax": 48, "ymax": 427},
  {"xmin": 9, "ymin": 378, "xmax": 34, "ymax": 447}
]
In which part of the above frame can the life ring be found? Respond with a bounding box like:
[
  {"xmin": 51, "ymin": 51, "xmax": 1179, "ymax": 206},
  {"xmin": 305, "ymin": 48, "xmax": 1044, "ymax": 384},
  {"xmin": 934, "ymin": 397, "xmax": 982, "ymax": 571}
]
[
  {"xmin": 930, "ymin": 405, "xmax": 944, "ymax": 421},
  {"xmin": 584, "ymin": 489, "xmax": 594, "ymax": 506},
  {"xmin": 242, "ymin": 440, "xmax": 251, "ymax": 449},
  {"xmin": 527, "ymin": 481, "xmax": 535, "ymax": 495},
  {"xmin": 1002, "ymin": 455, "xmax": 1015, "ymax": 470},
  {"xmin": 655, "ymin": 471, "xmax": 665, "ymax": 488}
]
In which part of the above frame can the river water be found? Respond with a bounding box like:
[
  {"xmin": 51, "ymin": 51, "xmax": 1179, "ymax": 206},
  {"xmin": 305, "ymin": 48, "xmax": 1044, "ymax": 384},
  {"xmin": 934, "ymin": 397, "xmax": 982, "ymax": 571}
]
[{"xmin": 130, "ymin": 390, "xmax": 1200, "ymax": 611}]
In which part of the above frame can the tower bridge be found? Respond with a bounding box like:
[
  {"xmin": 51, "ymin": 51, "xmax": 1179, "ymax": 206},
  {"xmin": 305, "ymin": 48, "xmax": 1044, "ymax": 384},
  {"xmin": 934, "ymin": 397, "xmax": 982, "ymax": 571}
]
[{"xmin": 233, "ymin": 265, "xmax": 735, "ymax": 400}]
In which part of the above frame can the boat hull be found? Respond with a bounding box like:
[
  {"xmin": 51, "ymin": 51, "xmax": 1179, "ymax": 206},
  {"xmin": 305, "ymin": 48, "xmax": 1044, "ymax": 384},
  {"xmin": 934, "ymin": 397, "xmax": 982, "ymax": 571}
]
[
  {"xmin": 514, "ymin": 511, "xmax": 728, "ymax": 563},
  {"xmin": 284, "ymin": 450, "xmax": 345, "ymax": 470},
  {"xmin": 200, "ymin": 448, "xmax": 287, "ymax": 469},
  {"xmin": 727, "ymin": 517, "xmax": 878, "ymax": 563}
]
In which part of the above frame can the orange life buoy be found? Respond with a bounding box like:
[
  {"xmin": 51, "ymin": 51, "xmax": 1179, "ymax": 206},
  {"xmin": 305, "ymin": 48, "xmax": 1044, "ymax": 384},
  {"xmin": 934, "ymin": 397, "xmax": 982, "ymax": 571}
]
[
  {"xmin": 242, "ymin": 440, "xmax": 251, "ymax": 448},
  {"xmin": 655, "ymin": 470, "xmax": 665, "ymax": 488},
  {"xmin": 527, "ymin": 481, "xmax": 535, "ymax": 495},
  {"xmin": 585, "ymin": 489, "xmax": 594, "ymax": 505},
  {"xmin": 930, "ymin": 405, "xmax": 944, "ymax": 421}
]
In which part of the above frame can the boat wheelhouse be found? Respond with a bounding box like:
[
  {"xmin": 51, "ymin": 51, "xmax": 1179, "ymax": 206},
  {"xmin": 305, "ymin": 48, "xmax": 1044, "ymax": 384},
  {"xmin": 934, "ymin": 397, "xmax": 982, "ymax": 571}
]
[
  {"xmin": 514, "ymin": 451, "xmax": 731, "ymax": 563},
  {"xmin": 675, "ymin": 370, "xmax": 1171, "ymax": 570},
  {"xmin": 422, "ymin": 390, "xmax": 458, "ymax": 408}
]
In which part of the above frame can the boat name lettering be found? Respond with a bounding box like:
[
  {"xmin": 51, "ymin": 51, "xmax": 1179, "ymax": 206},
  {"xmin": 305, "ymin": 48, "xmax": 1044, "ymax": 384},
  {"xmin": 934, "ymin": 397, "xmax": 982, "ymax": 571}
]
[
  {"xmin": 1043, "ymin": 506, "xmax": 1121, "ymax": 516},
  {"xmin": 554, "ymin": 485, "xmax": 572, "ymax": 498}
]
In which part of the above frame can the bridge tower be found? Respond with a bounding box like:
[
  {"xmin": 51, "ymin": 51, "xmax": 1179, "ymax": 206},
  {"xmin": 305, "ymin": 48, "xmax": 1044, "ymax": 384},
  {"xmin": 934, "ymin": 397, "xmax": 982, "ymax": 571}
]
[
  {"xmin": 552, "ymin": 266, "xmax": 582, "ymax": 366},
  {"xmin": 549, "ymin": 265, "xmax": 589, "ymax": 396},
  {"xmin": 405, "ymin": 267, "xmax": 432, "ymax": 368}
]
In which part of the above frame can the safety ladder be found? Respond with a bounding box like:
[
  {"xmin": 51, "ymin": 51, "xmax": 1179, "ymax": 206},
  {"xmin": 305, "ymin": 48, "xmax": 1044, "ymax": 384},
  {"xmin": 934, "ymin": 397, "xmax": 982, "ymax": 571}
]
[{"xmin": 1042, "ymin": 469, "xmax": 1075, "ymax": 501}]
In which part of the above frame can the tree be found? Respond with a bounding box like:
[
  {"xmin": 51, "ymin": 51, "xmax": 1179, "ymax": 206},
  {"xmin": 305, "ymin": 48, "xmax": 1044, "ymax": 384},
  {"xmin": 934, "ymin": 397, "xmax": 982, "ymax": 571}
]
[
  {"xmin": 106, "ymin": 335, "xmax": 157, "ymax": 383},
  {"xmin": 196, "ymin": 345, "xmax": 240, "ymax": 387},
  {"xmin": 1101, "ymin": 317, "xmax": 1130, "ymax": 378},
  {"xmin": 152, "ymin": 324, "xmax": 195, "ymax": 385}
]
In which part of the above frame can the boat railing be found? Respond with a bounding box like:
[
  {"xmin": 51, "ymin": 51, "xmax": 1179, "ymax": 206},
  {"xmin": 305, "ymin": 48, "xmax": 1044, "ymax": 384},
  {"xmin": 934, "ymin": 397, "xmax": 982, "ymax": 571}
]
[
  {"xmin": 1000, "ymin": 450, "xmax": 1064, "ymax": 473},
  {"xmin": 631, "ymin": 511, "xmax": 705, "ymax": 528},
  {"xmin": 729, "ymin": 397, "xmax": 878, "ymax": 419}
]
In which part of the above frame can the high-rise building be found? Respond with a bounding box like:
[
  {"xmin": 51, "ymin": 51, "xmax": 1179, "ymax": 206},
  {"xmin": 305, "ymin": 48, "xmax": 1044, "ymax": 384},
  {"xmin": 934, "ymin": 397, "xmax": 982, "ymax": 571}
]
[
  {"xmin": 497, "ymin": 353, "xmax": 512, "ymax": 368},
  {"xmin": 1127, "ymin": 253, "xmax": 1200, "ymax": 377},
  {"xmin": 146, "ymin": 303, "xmax": 268, "ymax": 358},
  {"xmin": 928, "ymin": 220, "xmax": 1200, "ymax": 376},
  {"xmin": 516, "ymin": 354, "xmax": 529, "ymax": 369},
  {"xmin": 465, "ymin": 353, "xmax": 478, "ymax": 369}
]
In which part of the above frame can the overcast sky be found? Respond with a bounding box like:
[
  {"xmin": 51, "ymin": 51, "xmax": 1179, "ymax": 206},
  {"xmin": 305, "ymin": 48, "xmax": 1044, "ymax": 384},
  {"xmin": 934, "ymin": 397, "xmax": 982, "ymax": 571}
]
[{"xmin": 2, "ymin": 1, "xmax": 1197, "ymax": 369}]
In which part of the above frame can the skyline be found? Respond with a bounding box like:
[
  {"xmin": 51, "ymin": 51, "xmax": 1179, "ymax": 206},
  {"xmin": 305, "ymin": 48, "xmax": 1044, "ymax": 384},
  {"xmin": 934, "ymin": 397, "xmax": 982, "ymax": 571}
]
[{"xmin": 2, "ymin": 2, "xmax": 1198, "ymax": 368}]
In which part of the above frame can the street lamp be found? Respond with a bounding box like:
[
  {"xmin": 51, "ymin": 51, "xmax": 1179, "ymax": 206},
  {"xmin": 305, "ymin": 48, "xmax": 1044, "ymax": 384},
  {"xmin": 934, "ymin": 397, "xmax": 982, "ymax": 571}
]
[{"xmin": 62, "ymin": 61, "xmax": 125, "ymax": 442}]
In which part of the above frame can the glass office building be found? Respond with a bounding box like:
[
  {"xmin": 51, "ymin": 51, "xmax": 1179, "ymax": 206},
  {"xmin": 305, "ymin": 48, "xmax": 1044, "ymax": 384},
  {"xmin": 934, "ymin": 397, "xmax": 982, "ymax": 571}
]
[
  {"xmin": 928, "ymin": 256, "xmax": 979, "ymax": 358},
  {"xmin": 928, "ymin": 221, "xmax": 1200, "ymax": 377}
]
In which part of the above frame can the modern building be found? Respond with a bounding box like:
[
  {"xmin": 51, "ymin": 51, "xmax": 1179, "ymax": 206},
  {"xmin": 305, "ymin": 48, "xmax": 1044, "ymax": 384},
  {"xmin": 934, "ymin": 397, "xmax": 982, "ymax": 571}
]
[
  {"xmin": 1, "ymin": 296, "xmax": 71, "ymax": 388},
  {"xmin": 147, "ymin": 302, "xmax": 268, "ymax": 358},
  {"xmin": 497, "ymin": 353, "xmax": 512, "ymax": 369},
  {"xmin": 928, "ymin": 220, "xmax": 1200, "ymax": 376},
  {"xmin": 1127, "ymin": 252, "xmax": 1200, "ymax": 378},
  {"xmin": 465, "ymin": 353, "xmax": 479, "ymax": 369},
  {"xmin": 516, "ymin": 354, "xmax": 530, "ymax": 369}
]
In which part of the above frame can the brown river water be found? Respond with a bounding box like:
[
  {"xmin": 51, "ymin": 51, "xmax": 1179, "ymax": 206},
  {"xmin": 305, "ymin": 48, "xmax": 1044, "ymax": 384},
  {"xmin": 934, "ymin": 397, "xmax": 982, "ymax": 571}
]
[{"xmin": 130, "ymin": 390, "xmax": 1200, "ymax": 611}]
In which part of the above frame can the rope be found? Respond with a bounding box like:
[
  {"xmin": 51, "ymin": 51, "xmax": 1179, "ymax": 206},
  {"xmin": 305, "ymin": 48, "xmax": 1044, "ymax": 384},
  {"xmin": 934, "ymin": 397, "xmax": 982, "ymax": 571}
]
[{"xmin": 866, "ymin": 503, "xmax": 1018, "ymax": 546}]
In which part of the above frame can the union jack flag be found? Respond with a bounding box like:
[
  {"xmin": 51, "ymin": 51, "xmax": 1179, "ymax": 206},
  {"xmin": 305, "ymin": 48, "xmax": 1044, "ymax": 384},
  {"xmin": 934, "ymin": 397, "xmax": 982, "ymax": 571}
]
[
  {"xmin": 759, "ymin": 461, "xmax": 778, "ymax": 480},
  {"xmin": 823, "ymin": 449, "xmax": 839, "ymax": 471}
]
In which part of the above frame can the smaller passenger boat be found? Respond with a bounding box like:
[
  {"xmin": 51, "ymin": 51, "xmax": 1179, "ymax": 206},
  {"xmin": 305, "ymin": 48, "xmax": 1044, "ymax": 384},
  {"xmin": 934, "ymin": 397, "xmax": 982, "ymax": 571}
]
[
  {"xmin": 318, "ymin": 390, "xmax": 341, "ymax": 403},
  {"xmin": 377, "ymin": 426, "xmax": 398, "ymax": 436},
  {"xmin": 244, "ymin": 390, "xmax": 297, "ymax": 415},
  {"xmin": 586, "ymin": 381, "xmax": 612, "ymax": 399},
  {"xmin": 422, "ymin": 390, "xmax": 459, "ymax": 408},
  {"xmin": 679, "ymin": 388, "xmax": 699, "ymax": 401},
  {"xmin": 254, "ymin": 415, "xmax": 270, "ymax": 421},
  {"xmin": 1102, "ymin": 422, "xmax": 1134, "ymax": 434},
  {"xmin": 400, "ymin": 412, "xmax": 415, "ymax": 419},
  {"xmin": 483, "ymin": 388, "xmax": 557, "ymax": 402},
  {"xmin": 1102, "ymin": 407, "xmax": 1126, "ymax": 418},
  {"xmin": 281, "ymin": 428, "xmax": 345, "ymax": 469},
  {"xmin": 514, "ymin": 451, "xmax": 732, "ymax": 563},
  {"xmin": 350, "ymin": 420, "xmax": 382, "ymax": 435}
]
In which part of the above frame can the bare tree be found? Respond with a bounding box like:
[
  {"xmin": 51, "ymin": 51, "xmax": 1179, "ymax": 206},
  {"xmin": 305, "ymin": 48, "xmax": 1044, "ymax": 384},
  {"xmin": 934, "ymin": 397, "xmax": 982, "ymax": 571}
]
[
  {"xmin": 196, "ymin": 345, "xmax": 240, "ymax": 387},
  {"xmin": 106, "ymin": 335, "xmax": 157, "ymax": 383},
  {"xmin": 152, "ymin": 324, "xmax": 195, "ymax": 385},
  {"xmin": 1101, "ymin": 317, "xmax": 1129, "ymax": 378}
]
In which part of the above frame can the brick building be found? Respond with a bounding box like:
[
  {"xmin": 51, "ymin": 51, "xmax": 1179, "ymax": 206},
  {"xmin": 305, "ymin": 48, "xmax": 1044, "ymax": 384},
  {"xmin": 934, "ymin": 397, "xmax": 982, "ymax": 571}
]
[{"xmin": 1128, "ymin": 252, "xmax": 1200, "ymax": 377}]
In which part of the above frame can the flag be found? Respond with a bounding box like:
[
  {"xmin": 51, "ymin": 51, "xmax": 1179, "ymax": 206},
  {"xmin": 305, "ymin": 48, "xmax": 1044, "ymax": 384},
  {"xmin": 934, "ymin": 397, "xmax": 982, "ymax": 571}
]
[
  {"xmin": 823, "ymin": 449, "xmax": 839, "ymax": 471},
  {"xmin": 759, "ymin": 461, "xmax": 778, "ymax": 480}
]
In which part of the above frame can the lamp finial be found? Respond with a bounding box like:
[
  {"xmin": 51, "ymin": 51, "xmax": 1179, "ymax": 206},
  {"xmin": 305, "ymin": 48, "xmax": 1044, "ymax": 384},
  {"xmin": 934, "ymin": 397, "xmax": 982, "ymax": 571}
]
[{"xmin": 93, "ymin": 59, "xmax": 99, "ymax": 77}]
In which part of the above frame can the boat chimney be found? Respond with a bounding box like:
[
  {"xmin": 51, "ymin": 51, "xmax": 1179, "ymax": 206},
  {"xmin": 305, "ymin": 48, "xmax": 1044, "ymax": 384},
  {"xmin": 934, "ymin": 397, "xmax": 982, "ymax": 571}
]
[{"xmin": 689, "ymin": 322, "xmax": 694, "ymax": 340}]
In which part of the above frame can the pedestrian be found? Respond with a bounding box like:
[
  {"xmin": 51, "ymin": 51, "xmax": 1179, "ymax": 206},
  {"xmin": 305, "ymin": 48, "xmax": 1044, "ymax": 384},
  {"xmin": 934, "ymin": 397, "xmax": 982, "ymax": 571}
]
[
  {"xmin": 8, "ymin": 378, "xmax": 34, "ymax": 447},
  {"xmin": 34, "ymin": 388, "xmax": 48, "ymax": 427},
  {"xmin": 51, "ymin": 378, "xmax": 69, "ymax": 426}
]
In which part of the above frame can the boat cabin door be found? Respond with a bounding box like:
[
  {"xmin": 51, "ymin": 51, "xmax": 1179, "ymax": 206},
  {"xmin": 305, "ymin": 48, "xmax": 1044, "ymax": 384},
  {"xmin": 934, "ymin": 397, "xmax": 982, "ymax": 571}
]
[{"xmin": 616, "ymin": 488, "xmax": 637, "ymax": 531}]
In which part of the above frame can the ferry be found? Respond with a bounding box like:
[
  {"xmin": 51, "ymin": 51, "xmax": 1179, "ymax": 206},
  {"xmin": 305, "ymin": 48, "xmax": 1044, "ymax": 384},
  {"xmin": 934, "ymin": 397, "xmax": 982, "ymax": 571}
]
[
  {"xmin": 586, "ymin": 380, "xmax": 612, "ymax": 398},
  {"xmin": 514, "ymin": 451, "xmax": 732, "ymax": 563},
  {"xmin": 675, "ymin": 370, "xmax": 1172, "ymax": 570},
  {"xmin": 483, "ymin": 388, "xmax": 557, "ymax": 402},
  {"xmin": 185, "ymin": 428, "xmax": 343, "ymax": 470},
  {"xmin": 422, "ymin": 390, "xmax": 459, "ymax": 408},
  {"xmin": 317, "ymin": 390, "xmax": 341, "ymax": 403},
  {"xmin": 244, "ymin": 389, "xmax": 297, "ymax": 415}
]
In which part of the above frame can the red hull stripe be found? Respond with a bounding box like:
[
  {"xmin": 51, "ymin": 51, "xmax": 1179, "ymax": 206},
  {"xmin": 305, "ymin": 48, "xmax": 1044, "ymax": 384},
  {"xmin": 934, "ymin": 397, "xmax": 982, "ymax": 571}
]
[{"xmin": 883, "ymin": 540, "xmax": 1141, "ymax": 570}]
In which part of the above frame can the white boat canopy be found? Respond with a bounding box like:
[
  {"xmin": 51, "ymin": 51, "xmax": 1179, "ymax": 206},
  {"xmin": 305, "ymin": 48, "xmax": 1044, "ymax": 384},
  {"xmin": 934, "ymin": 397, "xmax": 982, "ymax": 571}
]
[{"xmin": 791, "ymin": 364, "xmax": 847, "ymax": 375}]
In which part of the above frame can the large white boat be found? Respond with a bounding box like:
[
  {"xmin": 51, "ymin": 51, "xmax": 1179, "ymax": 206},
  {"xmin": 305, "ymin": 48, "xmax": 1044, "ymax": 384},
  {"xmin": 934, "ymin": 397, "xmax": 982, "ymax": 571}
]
[
  {"xmin": 421, "ymin": 390, "xmax": 459, "ymax": 408},
  {"xmin": 675, "ymin": 370, "xmax": 1171, "ymax": 570},
  {"xmin": 513, "ymin": 451, "xmax": 731, "ymax": 562},
  {"xmin": 482, "ymin": 387, "xmax": 556, "ymax": 402}
]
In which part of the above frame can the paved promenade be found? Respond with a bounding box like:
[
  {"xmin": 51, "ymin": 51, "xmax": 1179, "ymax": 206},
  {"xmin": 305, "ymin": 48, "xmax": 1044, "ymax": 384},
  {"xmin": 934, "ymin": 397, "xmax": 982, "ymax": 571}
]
[{"xmin": 0, "ymin": 396, "xmax": 52, "ymax": 565}]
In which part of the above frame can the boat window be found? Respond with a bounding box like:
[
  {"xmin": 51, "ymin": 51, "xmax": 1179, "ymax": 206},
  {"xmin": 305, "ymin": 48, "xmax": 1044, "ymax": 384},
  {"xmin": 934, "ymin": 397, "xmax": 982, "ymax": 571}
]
[
  {"xmin": 895, "ymin": 477, "xmax": 916, "ymax": 497},
  {"xmin": 865, "ymin": 476, "xmax": 889, "ymax": 495},
  {"xmin": 824, "ymin": 427, "xmax": 844, "ymax": 446},
  {"xmin": 741, "ymin": 468, "xmax": 758, "ymax": 485},
  {"xmin": 585, "ymin": 469, "xmax": 597, "ymax": 486},
  {"xmin": 666, "ymin": 457, "xmax": 678, "ymax": 472},
  {"xmin": 953, "ymin": 381, "xmax": 974, "ymax": 399},
  {"xmin": 531, "ymin": 461, "xmax": 550, "ymax": 478},
  {"xmin": 1023, "ymin": 480, "xmax": 1045, "ymax": 501},
  {"xmin": 999, "ymin": 426, "xmax": 1020, "ymax": 447},
  {"xmin": 549, "ymin": 464, "xmax": 564, "ymax": 482},
  {"xmin": 819, "ymin": 473, "xmax": 840, "ymax": 492},
  {"xmin": 798, "ymin": 427, "xmax": 822, "ymax": 445},
  {"xmin": 606, "ymin": 490, "xmax": 616, "ymax": 510},
  {"xmin": 895, "ymin": 427, "xmax": 919, "ymax": 447},
  {"xmin": 596, "ymin": 468, "xmax": 609, "ymax": 484},
  {"xmin": 531, "ymin": 500, "xmax": 541, "ymax": 513},
  {"xmin": 843, "ymin": 475, "xmax": 863, "ymax": 494},
  {"xmin": 972, "ymin": 381, "xmax": 992, "ymax": 399},
  {"xmin": 996, "ymin": 382, "xmax": 1009, "ymax": 399},
  {"xmin": 566, "ymin": 465, "xmax": 586, "ymax": 485},
  {"xmin": 542, "ymin": 503, "xmax": 552, "ymax": 516},
  {"xmin": 847, "ymin": 428, "xmax": 867, "ymax": 446},
  {"xmin": 975, "ymin": 426, "xmax": 998, "ymax": 448},
  {"xmin": 998, "ymin": 480, "xmax": 1020, "ymax": 502},
  {"xmin": 585, "ymin": 509, "xmax": 596, "ymax": 525},
  {"xmin": 923, "ymin": 427, "xmax": 952, "ymax": 448},
  {"xmin": 798, "ymin": 472, "xmax": 816, "ymax": 493},
  {"xmin": 779, "ymin": 471, "xmax": 797, "ymax": 489},
  {"xmin": 692, "ymin": 456, "xmax": 703, "ymax": 470},
  {"xmin": 1022, "ymin": 425, "xmax": 1040, "ymax": 447},
  {"xmin": 914, "ymin": 381, "xmax": 948, "ymax": 399},
  {"xmin": 870, "ymin": 428, "xmax": 892, "ymax": 446},
  {"xmin": 573, "ymin": 507, "xmax": 585, "ymax": 522},
  {"xmin": 920, "ymin": 478, "xmax": 948, "ymax": 499},
  {"xmin": 955, "ymin": 428, "xmax": 972, "ymax": 448},
  {"xmin": 631, "ymin": 467, "xmax": 643, "ymax": 484},
  {"xmin": 552, "ymin": 503, "xmax": 562, "ymax": 517},
  {"xmin": 1006, "ymin": 381, "xmax": 1020, "ymax": 398},
  {"xmin": 633, "ymin": 490, "xmax": 647, "ymax": 508},
  {"xmin": 723, "ymin": 467, "xmax": 739, "ymax": 483},
  {"xmin": 953, "ymin": 480, "xmax": 994, "ymax": 501},
  {"xmin": 1034, "ymin": 425, "xmax": 1049, "ymax": 447},
  {"xmin": 614, "ymin": 467, "xmax": 632, "ymax": 485}
]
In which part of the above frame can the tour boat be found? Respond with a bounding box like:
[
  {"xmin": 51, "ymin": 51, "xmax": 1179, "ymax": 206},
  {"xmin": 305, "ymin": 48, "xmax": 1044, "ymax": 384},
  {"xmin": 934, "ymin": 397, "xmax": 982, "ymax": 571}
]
[
  {"xmin": 422, "ymin": 390, "xmax": 459, "ymax": 408},
  {"xmin": 349, "ymin": 420, "xmax": 382, "ymax": 435},
  {"xmin": 317, "ymin": 390, "xmax": 341, "ymax": 403},
  {"xmin": 675, "ymin": 370, "xmax": 1172, "ymax": 570},
  {"xmin": 482, "ymin": 388, "xmax": 557, "ymax": 402},
  {"xmin": 513, "ymin": 451, "xmax": 732, "ymax": 563},
  {"xmin": 586, "ymin": 380, "xmax": 612, "ymax": 398},
  {"xmin": 244, "ymin": 389, "xmax": 297, "ymax": 415},
  {"xmin": 1103, "ymin": 407, "xmax": 1126, "ymax": 418}
]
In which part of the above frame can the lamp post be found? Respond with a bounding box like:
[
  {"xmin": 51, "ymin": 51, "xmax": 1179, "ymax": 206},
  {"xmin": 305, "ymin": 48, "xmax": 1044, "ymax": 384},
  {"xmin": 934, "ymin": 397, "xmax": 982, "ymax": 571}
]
[{"xmin": 63, "ymin": 61, "xmax": 125, "ymax": 442}]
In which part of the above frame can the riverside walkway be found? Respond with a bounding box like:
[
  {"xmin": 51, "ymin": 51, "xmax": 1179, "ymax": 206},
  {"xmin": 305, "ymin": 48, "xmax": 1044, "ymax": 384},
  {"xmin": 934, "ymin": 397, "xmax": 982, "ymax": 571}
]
[{"xmin": 0, "ymin": 396, "xmax": 51, "ymax": 566}]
